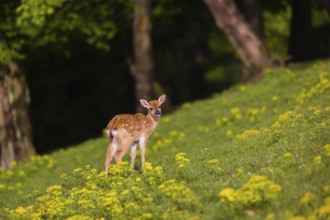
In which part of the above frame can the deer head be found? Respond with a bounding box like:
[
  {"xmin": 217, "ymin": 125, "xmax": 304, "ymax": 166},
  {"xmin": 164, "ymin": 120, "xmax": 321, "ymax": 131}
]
[{"xmin": 140, "ymin": 94, "xmax": 166, "ymax": 120}]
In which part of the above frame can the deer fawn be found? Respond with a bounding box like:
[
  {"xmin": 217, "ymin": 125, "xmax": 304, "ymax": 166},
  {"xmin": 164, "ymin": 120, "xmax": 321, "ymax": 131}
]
[{"xmin": 105, "ymin": 95, "xmax": 166, "ymax": 176}]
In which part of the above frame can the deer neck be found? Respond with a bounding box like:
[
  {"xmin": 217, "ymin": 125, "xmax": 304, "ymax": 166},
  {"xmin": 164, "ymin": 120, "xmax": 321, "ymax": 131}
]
[{"xmin": 146, "ymin": 113, "xmax": 160, "ymax": 126}]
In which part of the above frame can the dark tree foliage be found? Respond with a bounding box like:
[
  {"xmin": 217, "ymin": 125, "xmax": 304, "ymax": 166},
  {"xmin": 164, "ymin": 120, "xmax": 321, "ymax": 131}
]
[
  {"xmin": 1, "ymin": 0, "xmax": 330, "ymax": 156},
  {"xmin": 0, "ymin": 0, "xmax": 135, "ymax": 155},
  {"xmin": 289, "ymin": 0, "xmax": 314, "ymax": 61}
]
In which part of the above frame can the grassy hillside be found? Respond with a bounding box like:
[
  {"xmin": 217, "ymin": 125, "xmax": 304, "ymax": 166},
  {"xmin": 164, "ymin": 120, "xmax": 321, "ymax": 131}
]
[{"xmin": 1, "ymin": 60, "xmax": 330, "ymax": 219}]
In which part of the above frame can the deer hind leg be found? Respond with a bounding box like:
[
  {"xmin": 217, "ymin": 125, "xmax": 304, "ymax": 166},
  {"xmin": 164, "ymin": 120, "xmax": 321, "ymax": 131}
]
[
  {"xmin": 114, "ymin": 138, "xmax": 132, "ymax": 164},
  {"xmin": 105, "ymin": 130, "xmax": 118, "ymax": 177},
  {"xmin": 105, "ymin": 142, "xmax": 117, "ymax": 177}
]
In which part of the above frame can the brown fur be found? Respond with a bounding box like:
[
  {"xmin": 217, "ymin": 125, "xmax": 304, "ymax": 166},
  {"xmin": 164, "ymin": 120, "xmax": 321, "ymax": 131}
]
[{"xmin": 105, "ymin": 95, "xmax": 165, "ymax": 176}]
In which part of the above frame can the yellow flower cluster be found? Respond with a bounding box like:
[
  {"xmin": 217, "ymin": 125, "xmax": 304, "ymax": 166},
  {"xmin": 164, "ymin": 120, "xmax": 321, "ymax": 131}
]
[
  {"xmin": 152, "ymin": 130, "xmax": 186, "ymax": 153},
  {"xmin": 235, "ymin": 129, "xmax": 261, "ymax": 140},
  {"xmin": 158, "ymin": 179, "xmax": 200, "ymax": 206},
  {"xmin": 208, "ymin": 159, "xmax": 220, "ymax": 165},
  {"xmin": 247, "ymin": 106, "xmax": 267, "ymax": 122},
  {"xmin": 296, "ymin": 71, "xmax": 330, "ymax": 105},
  {"xmin": 30, "ymin": 155, "xmax": 57, "ymax": 169},
  {"xmin": 0, "ymin": 155, "xmax": 57, "ymax": 196},
  {"xmin": 230, "ymin": 107, "xmax": 242, "ymax": 120},
  {"xmin": 0, "ymin": 182, "xmax": 23, "ymax": 195},
  {"xmin": 225, "ymin": 129, "xmax": 234, "ymax": 138},
  {"xmin": 289, "ymin": 196, "xmax": 330, "ymax": 219},
  {"xmin": 198, "ymin": 125, "xmax": 210, "ymax": 133},
  {"xmin": 271, "ymin": 110, "xmax": 310, "ymax": 129},
  {"xmin": 219, "ymin": 175, "xmax": 281, "ymax": 205},
  {"xmin": 300, "ymin": 192, "xmax": 315, "ymax": 205},
  {"xmin": 175, "ymin": 152, "xmax": 190, "ymax": 169},
  {"xmin": 314, "ymin": 155, "xmax": 322, "ymax": 165},
  {"xmin": 182, "ymin": 102, "xmax": 192, "ymax": 109},
  {"xmin": 4, "ymin": 162, "xmax": 199, "ymax": 219},
  {"xmin": 272, "ymin": 96, "xmax": 279, "ymax": 102},
  {"xmin": 0, "ymin": 155, "xmax": 56, "ymax": 181},
  {"xmin": 323, "ymin": 144, "xmax": 330, "ymax": 157},
  {"xmin": 215, "ymin": 116, "xmax": 230, "ymax": 127},
  {"xmin": 271, "ymin": 111, "xmax": 295, "ymax": 128},
  {"xmin": 283, "ymin": 152, "xmax": 293, "ymax": 158},
  {"xmin": 143, "ymin": 162, "xmax": 164, "ymax": 186},
  {"xmin": 215, "ymin": 106, "xmax": 267, "ymax": 128}
]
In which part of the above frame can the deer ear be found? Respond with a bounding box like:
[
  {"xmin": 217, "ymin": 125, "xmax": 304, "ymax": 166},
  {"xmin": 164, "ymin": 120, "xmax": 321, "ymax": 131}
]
[
  {"xmin": 140, "ymin": 99, "xmax": 149, "ymax": 108},
  {"xmin": 158, "ymin": 94, "xmax": 166, "ymax": 105}
]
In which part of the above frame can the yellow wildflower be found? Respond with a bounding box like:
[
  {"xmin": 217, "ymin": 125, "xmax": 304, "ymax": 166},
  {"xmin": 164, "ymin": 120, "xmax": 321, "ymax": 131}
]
[
  {"xmin": 46, "ymin": 185, "xmax": 62, "ymax": 193},
  {"xmin": 278, "ymin": 111, "xmax": 294, "ymax": 121},
  {"xmin": 121, "ymin": 189, "xmax": 130, "ymax": 195},
  {"xmin": 11, "ymin": 161, "xmax": 17, "ymax": 167},
  {"xmin": 288, "ymin": 216, "xmax": 306, "ymax": 220},
  {"xmin": 239, "ymin": 85, "xmax": 246, "ymax": 92},
  {"xmin": 178, "ymin": 132, "xmax": 186, "ymax": 141},
  {"xmin": 208, "ymin": 159, "xmax": 220, "ymax": 165},
  {"xmin": 0, "ymin": 183, "xmax": 6, "ymax": 190},
  {"xmin": 169, "ymin": 130, "xmax": 178, "ymax": 136},
  {"xmin": 73, "ymin": 168, "xmax": 83, "ymax": 173},
  {"xmin": 323, "ymin": 185, "xmax": 330, "ymax": 192},
  {"xmin": 175, "ymin": 152, "xmax": 190, "ymax": 169},
  {"xmin": 235, "ymin": 129, "xmax": 260, "ymax": 140},
  {"xmin": 283, "ymin": 152, "xmax": 293, "ymax": 158},
  {"xmin": 230, "ymin": 107, "xmax": 242, "ymax": 120},
  {"xmin": 226, "ymin": 130, "xmax": 233, "ymax": 138},
  {"xmin": 219, "ymin": 188, "xmax": 236, "ymax": 202},
  {"xmin": 272, "ymin": 96, "xmax": 279, "ymax": 102},
  {"xmin": 66, "ymin": 215, "xmax": 94, "ymax": 220},
  {"xmin": 215, "ymin": 118, "xmax": 221, "ymax": 127},
  {"xmin": 314, "ymin": 156, "xmax": 322, "ymax": 165},
  {"xmin": 323, "ymin": 144, "xmax": 330, "ymax": 157},
  {"xmin": 265, "ymin": 213, "xmax": 275, "ymax": 220},
  {"xmin": 182, "ymin": 102, "xmax": 191, "ymax": 109},
  {"xmin": 300, "ymin": 192, "xmax": 315, "ymax": 205},
  {"xmin": 222, "ymin": 117, "xmax": 229, "ymax": 124},
  {"xmin": 237, "ymin": 168, "xmax": 244, "ymax": 175},
  {"xmin": 15, "ymin": 206, "xmax": 27, "ymax": 215},
  {"xmin": 318, "ymin": 197, "xmax": 330, "ymax": 218}
]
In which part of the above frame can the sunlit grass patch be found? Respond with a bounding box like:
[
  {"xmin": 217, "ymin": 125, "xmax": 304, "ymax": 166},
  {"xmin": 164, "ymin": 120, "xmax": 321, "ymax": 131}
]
[{"xmin": 1, "ymin": 60, "xmax": 330, "ymax": 219}]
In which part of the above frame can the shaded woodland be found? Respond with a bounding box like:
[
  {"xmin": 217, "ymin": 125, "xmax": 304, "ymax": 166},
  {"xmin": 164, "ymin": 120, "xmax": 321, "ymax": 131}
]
[{"xmin": 1, "ymin": 0, "xmax": 330, "ymax": 168}]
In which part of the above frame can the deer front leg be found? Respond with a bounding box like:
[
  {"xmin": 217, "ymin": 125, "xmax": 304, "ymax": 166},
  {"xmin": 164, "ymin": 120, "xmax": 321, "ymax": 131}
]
[
  {"xmin": 130, "ymin": 144, "xmax": 137, "ymax": 169},
  {"xmin": 139, "ymin": 137, "xmax": 147, "ymax": 171}
]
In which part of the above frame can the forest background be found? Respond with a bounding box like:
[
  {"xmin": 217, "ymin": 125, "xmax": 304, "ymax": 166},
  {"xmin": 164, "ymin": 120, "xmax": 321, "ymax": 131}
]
[{"xmin": 0, "ymin": 0, "xmax": 330, "ymax": 168}]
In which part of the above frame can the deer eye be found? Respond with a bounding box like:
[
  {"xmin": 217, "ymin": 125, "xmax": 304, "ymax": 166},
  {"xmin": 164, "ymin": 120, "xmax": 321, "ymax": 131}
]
[{"xmin": 149, "ymin": 108, "xmax": 153, "ymax": 110}]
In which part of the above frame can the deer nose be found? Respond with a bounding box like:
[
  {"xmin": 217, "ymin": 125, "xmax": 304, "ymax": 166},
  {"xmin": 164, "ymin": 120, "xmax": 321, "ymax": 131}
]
[{"xmin": 155, "ymin": 110, "xmax": 161, "ymax": 116}]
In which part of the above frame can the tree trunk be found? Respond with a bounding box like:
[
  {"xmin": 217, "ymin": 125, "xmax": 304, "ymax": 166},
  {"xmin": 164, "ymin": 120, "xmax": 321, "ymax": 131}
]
[
  {"xmin": 242, "ymin": 0, "xmax": 264, "ymax": 41},
  {"xmin": 131, "ymin": 0, "xmax": 154, "ymax": 112},
  {"xmin": 0, "ymin": 61, "xmax": 35, "ymax": 169},
  {"xmin": 289, "ymin": 0, "xmax": 313, "ymax": 61},
  {"xmin": 203, "ymin": 0, "xmax": 276, "ymax": 81}
]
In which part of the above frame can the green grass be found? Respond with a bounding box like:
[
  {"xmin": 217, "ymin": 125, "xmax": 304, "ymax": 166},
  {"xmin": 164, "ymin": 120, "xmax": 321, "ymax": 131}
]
[{"xmin": 1, "ymin": 60, "xmax": 330, "ymax": 219}]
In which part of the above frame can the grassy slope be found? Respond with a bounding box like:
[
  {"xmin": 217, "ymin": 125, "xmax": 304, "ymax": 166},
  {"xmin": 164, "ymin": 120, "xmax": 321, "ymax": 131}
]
[{"xmin": 0, "ymin": 60, "xmax": 330, "ymax": 219}]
